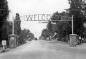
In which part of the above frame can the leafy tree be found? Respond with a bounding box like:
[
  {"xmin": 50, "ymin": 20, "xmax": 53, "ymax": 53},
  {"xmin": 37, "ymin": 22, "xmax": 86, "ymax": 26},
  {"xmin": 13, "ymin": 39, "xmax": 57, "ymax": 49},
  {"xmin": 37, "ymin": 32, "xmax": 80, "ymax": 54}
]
[
  {"xmin": 41, "ymin": 28, "xmax": 55, "ymax": 40},
  {"xmin": 18, "ymin": 29, "xmax": 34, "ymax": 45},
  {"xmin": 68, "ymin": 0, "xmax": 86, "ymax": 37},
  {"xmin": 14, "ymin": 13, "xmax": 22, "ymax": 45},
  {"xmin": 41, "ymin": 29, "xmax": 50, "ymax": 39},
  {"xmin": 47, "ymin": 11, "xmax": 71, "ymax": 42},
  {"xmin": 0, "ymin": 0, "xmax": 9, "ymax": 43},
  {"xmin": 47, "ymin": 21, "xmax": 52, "ymax": 31},
  {"xmin": 14, "ymin": 13, "xmax": 21, "ymax": 35},
  {"xmin": 47, "ymin": 0, "xmax": 86, "ymax": 42}
]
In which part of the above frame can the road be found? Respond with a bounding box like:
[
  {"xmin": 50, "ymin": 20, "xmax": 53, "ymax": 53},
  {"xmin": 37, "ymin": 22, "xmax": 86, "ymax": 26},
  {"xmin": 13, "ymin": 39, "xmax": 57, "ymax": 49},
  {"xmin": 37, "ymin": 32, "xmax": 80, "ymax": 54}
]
[{"xmin": 0, "ymin": 40, "xmax": 86, "ymax": 59}]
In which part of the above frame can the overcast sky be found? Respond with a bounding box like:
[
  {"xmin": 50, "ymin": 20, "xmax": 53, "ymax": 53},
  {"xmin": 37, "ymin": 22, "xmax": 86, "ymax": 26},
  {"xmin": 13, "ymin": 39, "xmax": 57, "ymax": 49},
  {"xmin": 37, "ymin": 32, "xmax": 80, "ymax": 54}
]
[
  {"xmin": 7, "ymin": 0, "xmax": 69, "ymax": 14},
  {"xmin": 7, "ymin": 0, "xmax": 70, "ymax": 38}
]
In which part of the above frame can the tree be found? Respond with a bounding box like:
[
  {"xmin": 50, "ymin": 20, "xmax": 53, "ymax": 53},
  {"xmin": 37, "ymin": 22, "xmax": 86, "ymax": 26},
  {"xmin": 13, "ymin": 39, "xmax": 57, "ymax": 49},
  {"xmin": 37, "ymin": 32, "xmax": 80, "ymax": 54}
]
[
  {"xmin": 41, "ymin": 29, "xmax": 50, "ymax": 39},
  {"xmin": 68, "ymin": 0, "xmax": 86, "ymax": 37},
  {"xmin": 47, "ymin": 11, "xmax": 71, "ymax": 42},
  {"xmin": 14, "ymin": 13, "xmax": 21, "ymax": 35},
  {"xmin": 18, "ymin": 29, "xmax": 34, "ymax": 45},
  {"xmin": 0, "ymin": 0, "xmax": 9, "ymax": 43},
  {"xmin": 14, "ymin": 13, "xmax": 21, "ymax": 45}
]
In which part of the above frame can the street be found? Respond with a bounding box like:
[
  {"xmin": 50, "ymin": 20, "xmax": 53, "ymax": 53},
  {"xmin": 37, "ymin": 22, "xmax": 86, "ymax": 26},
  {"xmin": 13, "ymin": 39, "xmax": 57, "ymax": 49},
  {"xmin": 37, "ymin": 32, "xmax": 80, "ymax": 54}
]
[{"xmin": 0, "ymin": 40, "xmax": 86, "ymax": 59}]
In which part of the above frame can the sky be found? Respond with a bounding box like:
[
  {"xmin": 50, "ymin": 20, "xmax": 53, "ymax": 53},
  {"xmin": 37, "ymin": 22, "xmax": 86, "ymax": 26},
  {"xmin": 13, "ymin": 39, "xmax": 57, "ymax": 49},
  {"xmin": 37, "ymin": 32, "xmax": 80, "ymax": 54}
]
[{"xmin": 7, "ymin": 0, "xmax": 70, "ymax": 38}]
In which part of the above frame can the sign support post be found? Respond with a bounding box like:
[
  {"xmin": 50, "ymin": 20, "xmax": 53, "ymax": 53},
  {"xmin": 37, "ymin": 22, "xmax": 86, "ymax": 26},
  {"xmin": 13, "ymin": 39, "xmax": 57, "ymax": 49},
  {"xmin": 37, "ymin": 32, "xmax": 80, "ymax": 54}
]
[
  {"xmin": 69, "ymin": 15, "xmax": 79, "ymax": 47},
  {"xmin": 9, "ymin": 16, "xmax": 17, "ymax": 48}
]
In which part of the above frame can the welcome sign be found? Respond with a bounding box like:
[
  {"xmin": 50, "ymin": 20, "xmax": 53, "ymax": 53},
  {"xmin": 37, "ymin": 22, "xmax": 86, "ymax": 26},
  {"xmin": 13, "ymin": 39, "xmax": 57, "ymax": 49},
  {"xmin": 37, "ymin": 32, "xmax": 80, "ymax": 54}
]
[
  {"xmin": 20, "ymin": 14, "xmax": 51, "ymax": 21},
  {"xmin": 20, "ymin": 14, "xmax": 72, "ymax": 22}
]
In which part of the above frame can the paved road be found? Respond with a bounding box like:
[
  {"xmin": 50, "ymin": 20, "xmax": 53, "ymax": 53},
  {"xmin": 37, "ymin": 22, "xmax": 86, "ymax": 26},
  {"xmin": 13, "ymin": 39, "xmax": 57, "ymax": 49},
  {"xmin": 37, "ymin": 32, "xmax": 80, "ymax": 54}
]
[{"xmin": 0, "ymin": 40, "xmax": 86, "ymax": 59}]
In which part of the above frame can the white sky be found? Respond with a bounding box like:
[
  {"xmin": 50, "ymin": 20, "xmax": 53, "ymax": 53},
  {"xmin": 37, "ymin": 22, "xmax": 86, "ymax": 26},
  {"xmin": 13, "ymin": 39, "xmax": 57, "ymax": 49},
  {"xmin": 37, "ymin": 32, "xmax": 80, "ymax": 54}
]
[{"xmin": 7, "ymin": 0, "xmax": 69, "ymax": 38}]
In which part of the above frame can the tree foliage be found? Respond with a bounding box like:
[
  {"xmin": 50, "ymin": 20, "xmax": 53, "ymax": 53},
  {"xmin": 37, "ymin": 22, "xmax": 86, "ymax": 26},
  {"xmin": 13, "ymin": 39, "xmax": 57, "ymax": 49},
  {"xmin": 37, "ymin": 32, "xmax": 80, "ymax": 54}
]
[
  {"xmin": 47, "ymin": 11, "xmax": 71, "ymax": 42},
  {"xmin": 46, "ymin": 0, "xmax": 86, "ymax": 42},
  {"xmin": 18, "ymin": 29, "xmax": 34, "ymax": 45},
  {"xmin": 14, "ymin": 13, "xmax": 21, "ymax": 35},
  {"xmin": 68, "ymin": 0, "xmax": 86, "ymax": 37},
  {"xmin": 0, "ymin": 0, "xmax": 9, "ymax": 42},
  {"xmin": 41, "ymin": 29, "xmax": 50, "ymax": 39}
]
